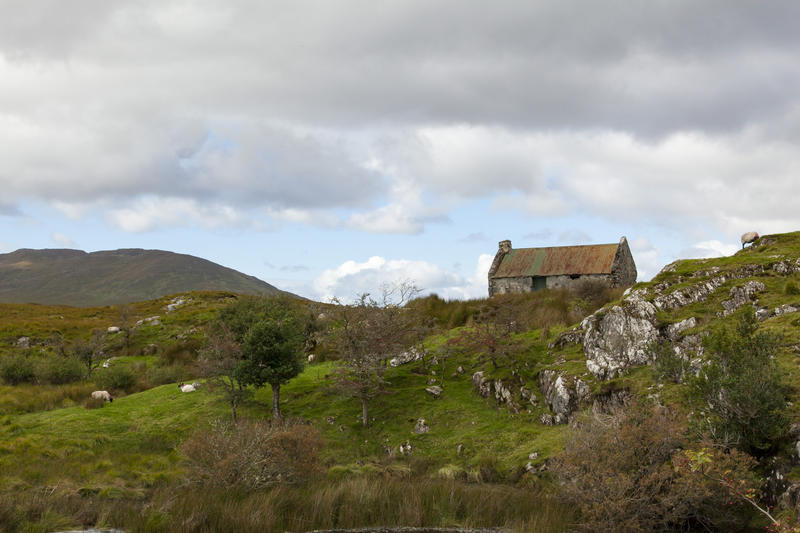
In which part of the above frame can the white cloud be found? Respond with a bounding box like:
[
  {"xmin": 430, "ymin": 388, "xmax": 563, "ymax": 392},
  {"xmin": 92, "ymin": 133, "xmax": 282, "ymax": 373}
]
[
  {"xmin": 50, "ymin": 232, "xmax": 76, "ymax": 248},
  {"xmin": 682, "ymin": 239, "xmax": 740, "ymax": 259},
  {"xmin": 106, "ymin": 197, "xmax": 254, "ymax": 233},
  {"xmin": 628, "ymin": 237, "xmax": 661, "ymax": 282},
  {"xmin": 312, "ymin": 254, "xmax": 492, "ymax": 302}
]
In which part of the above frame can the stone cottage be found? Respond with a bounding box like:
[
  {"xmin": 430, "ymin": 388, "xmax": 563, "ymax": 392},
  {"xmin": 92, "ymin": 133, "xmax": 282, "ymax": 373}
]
[{"xmin": 488, "ymin": 237, "xmax": 637, "ymax": 296}]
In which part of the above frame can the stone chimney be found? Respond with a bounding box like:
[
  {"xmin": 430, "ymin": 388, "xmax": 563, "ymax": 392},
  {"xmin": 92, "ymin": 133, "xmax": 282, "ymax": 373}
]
[{"xmin": 488, "ymin": 240, "xmax": 512, "ymax": 280}]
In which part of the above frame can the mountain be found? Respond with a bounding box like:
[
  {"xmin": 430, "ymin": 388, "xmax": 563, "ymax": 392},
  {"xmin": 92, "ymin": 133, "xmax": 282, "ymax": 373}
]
[{"xmin": 0, "ymin": 248, "xmax": 290, "ymax": 306}]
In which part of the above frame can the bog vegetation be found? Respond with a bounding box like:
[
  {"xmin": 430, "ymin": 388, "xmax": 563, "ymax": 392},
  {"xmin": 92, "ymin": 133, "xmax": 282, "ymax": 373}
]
[{"xmin": 4, "ymin": 234, "xmax": 800, "ymax": 532}]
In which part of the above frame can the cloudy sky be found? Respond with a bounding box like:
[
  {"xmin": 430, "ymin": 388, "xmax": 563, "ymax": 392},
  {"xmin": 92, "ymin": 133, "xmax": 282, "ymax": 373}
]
[{"xmin": 2, "ymin": 1, "xmax": 798, "ymax": 301}]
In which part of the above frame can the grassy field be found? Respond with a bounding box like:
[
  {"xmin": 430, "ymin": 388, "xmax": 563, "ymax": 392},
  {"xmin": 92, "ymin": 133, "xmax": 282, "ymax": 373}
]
[{"xmin": 5, "ymin": 232, "xmax": 800, "ymax": 531}]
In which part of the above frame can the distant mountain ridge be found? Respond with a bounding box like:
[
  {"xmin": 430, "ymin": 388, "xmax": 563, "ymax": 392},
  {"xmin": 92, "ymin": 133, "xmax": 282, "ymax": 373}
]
[{"xmin": 0, "ymin": 248, "xmax": 289, "ymax": 307}]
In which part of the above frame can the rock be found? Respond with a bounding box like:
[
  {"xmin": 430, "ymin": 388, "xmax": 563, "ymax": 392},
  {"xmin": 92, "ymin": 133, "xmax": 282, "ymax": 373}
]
[
  {"xmin": 472, "ymin": 371, "xmax": 492, "ymax": 398},
  {"xmin": 456, "ymin": 365, "xmax": 465, "ymax": 374},
  {"xmin": 425, "ymin": 385, "xmax": 443, "ymax": 398},
  {"xmin": 718, "ymin": 281, "xmax": 766, "ymax": 317},
  {"xmin": 414, "ymin": 418, "xmax": 429, "ymax": 434},
  {"xmin": 15, "ymin": 336, "xmax": 30, "ymax": 349},
  {"xmin": 665, "ymin": 317, "xmax": 697, "ymax": 340},
  {"xmin": 137, "ymin": 316, "xmax": 161, "ymax": 327},
  {"xmin": 107, "ymin": 326, "xmax": 120, "ymax": 334},
  {"xmin": 538, "ymin": 370, "xmax": 592, "ymax": 424},
  {"xmin": 540, "ymin": 413, "xmax": 554, "ymax": 426},
  {"xmin": 494, "ymin": 379, "xmax": 512, "ymax": 404},
  {"xmin": 165, "ymin": 296, "xmax": 190, "ymax": 312},
  {"xmin": 582, "ymin": 290, "xmax": 659, "ymax": 380},
  {"xmin": 456, "ymin": 444, "xmax": 463, "ymax": 455},
  {"xmin": 141, "ymin": 343, "xmax": 159, "ymax": 355},
  {"xmin": 775, "ymin": 304, "xmax": 798, "ymax": 317},
  {"xmin": 756, "ymin": 307, "xmax": 772, "ymax": 321},
  {"xmin": 525, "ymin": 461, "xmax": 536, "ymax": 473},
  {"xmin": 528, "ymin": 451, "xmax": 539, "ymax": 460},
  {"xmin": 325, "ymin": 416, "xmax": 336, "ymax": 424},
  {"xmin": 399, "ymin": 441, "xmax": 412, "ymax": 455},
  {"xmin": 307, "ymin": 353, "xmax": 316, "ymax": 363},
  {"xmin": 389, "ymin": 347, "xmax": 425, "ymax": 367}
]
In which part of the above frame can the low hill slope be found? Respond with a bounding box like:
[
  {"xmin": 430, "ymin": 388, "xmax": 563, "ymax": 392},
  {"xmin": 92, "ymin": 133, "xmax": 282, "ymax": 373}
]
[{"xmin": 0, "ymin": 248, "xmax": 289, "ymax": 306}]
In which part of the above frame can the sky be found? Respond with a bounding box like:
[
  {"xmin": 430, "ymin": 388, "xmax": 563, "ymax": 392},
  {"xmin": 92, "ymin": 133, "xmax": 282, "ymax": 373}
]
[{"xmin": 2, "ymin": 1, "xmax": 799, "ymax": 302}]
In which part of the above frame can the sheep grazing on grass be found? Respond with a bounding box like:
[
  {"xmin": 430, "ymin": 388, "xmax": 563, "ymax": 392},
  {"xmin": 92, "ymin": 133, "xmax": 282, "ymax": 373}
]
[
  {"xmin": 741, "ymin": 231, "xmax": 760, "ymax": 249},
  {"xmin": 91, "ymin": 390, "xmax": 113, "ymax": 402},
  {"xmin": 179, "ymin": 383, "xmax": 197, "ymax": 393}
]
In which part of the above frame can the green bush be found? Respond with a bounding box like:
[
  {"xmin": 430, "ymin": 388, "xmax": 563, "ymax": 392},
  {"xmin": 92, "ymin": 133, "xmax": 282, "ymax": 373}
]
[
  {"xmin": 0, "ymin": 353, "xmax": 36, "ymax": 385},
  {"xmin": 94, "ymin": 365, "xmax": 136, "ymax": 391},
  {"xmin": 649, "ymin": 340, "xmax": 690, "ymax": 383},
  {"xmin": 35, "ymin": 356, "xmax": 84, "ymax": 385},
  {"xmin": 688, "ymin": 308, "xmax": 787, "ymax": 453},
  {"xmin": 147, "ymin": 364, "xmax": 185, "ymax": 386},
  {"xmin": 785, "ymin": 280, "xmax": 800, "ymax": 295}
]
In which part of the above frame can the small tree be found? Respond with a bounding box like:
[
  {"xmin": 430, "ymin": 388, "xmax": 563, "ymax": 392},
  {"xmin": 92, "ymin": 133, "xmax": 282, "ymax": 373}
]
[
  {"xmin": 452, "ymin": 298, "xmax": 522, "ymax": 369},
  {"xmin": 237, "ymin": 304, "xmax": 305, "ymax": 420},
  {"xmin": 116, "ymin": 304, "xmax": 136, "ymax": 356},
  {"xmin": 73, "ymin": 329, "xmax": 107, "ymax": 379},
  {"xmin": 200, "ymin": 324, "xmax": 250, "ymax": 423},
  {"xmin": 688, "ymin": 307, "xmax": 787, "ymax": 454},
  {"xmin": 330, "ymin": 281, "xmax": 421, "ymax": 427}
]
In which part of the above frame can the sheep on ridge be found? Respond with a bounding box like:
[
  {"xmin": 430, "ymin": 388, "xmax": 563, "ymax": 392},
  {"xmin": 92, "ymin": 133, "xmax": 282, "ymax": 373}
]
[
  {"xmin": 179, "ymin": 383, "xmax": 197, "ymax": 393},
  {"xmin": 91, "ymin": 390, "xmax": 113, "ymax": 402},
  {"xmin": 741, "ymin": 231, "xmax": 759, "ymax": 249}
]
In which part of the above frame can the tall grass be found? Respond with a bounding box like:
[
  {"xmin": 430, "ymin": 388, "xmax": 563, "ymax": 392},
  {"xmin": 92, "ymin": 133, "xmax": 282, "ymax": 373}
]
[{"xmin": 106, "ymin": 477, "xmax": 572, "ymax": 533}]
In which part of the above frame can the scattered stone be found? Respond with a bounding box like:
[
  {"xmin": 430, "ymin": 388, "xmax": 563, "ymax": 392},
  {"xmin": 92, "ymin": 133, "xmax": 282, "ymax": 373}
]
[
  {"xmin": 136, "ymin": 316, "xmax": 161, "ymax": 327},
  {"xmin": 472, "ymin": 371, "xmax": 492, "ymax": 398},
  {"xmin": 425, "ymin": 385, "xmax": 443, "ymax": 399},
  {"xmin": 524, "ymin": 461, "xmax": 536, "ymax": 473},
  {"xmin": 414, "ymin": 418, "xmax": 429, "ymax": 434},
  {"xmin": 141, "ymin": 343, "xmax": 159, "ymax": 355},
  {"xmin": 15, "ymin": 336, "xmax": 30, "ymax": 349},
  {"xmin": 528, "ymin": 451, "xmax": 539, "ymax": 460},
  {"xmin": 540, "ymin": 413, "xmax": 554, "ymax": 426},
  {"xmin": 389, "ymin": 347, "xmax": 425, "ymax": 367},
  {"xmin": 107, "ymin": 326, "xmax": 120, "ymax": 334},
  {"xmin": 456, "ymin": 365, "xmax": 464, "ymax": 374},
  {"xmin": 399, "ymin": 441, "xmax": 412, "ymax": 455},
  {"xmin": 538, "ymin": 370, "xmax": 591, "ymax": 423},
  {"xmin": 325, "ymin": 416, "xmax": 336, "ymax": 425},
  {"xmin": 165, "ymin": 296, "xmax": 190, "ymax": 312},
  {"xmin": 456, "ymin": 444, "xmax": 463, "ymax": 455},
  {"xmin": 308, "ymin": 353, "xmax": 316, "ymax": 363}
]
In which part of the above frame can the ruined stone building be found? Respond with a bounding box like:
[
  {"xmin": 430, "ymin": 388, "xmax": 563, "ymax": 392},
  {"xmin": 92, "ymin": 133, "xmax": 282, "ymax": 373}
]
[{"xmin": 488, "ymin": 237, "xmax": 637, "ymax": 296}]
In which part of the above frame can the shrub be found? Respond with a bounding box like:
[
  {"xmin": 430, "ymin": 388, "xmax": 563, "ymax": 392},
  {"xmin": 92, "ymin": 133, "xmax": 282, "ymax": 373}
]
[
  {"xmin": 785, "ymin": 280, "xmax": 800, "ymax": 296},
  {"xmin": 649, "ymin": 339, "xmax": 690, "ymax": 383},
  {"xmin": 0, "ymin": 353, "xmax": 36, "ymax": 385},
  {"xmin": 160, "ymin": 339, "xmax": 201, "ymax": 366},
  {"xmin": 35, "ymin": 356, "xmax": 84, "ymax": 385},
  {"xmin": 182, "ymin": 419, "xmax": 322, "ymax": 489},
  {"xmin": 93, "ymin": 365, "xmax": 136, "ymax": 391},
  {"xmin": 146, "ymin": 364, "xmax": 185, "ymax": 386},
  {"xmin": 688, "ymin": 308, "xmax": 787, "ymax": 454},
  {"xmin": 554, "ymin": 401, "xmax": 757, "ymax": 532}
]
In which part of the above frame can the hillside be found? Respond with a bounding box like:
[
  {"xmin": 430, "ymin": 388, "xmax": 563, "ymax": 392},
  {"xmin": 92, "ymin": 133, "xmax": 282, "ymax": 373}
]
[
  {"xmin": 0, "ymin": 248, "xmax": 289, "ymax": 306},
  {"xmin": 3, "ymin": 232, "xmax": 800, "ymax": 531}
]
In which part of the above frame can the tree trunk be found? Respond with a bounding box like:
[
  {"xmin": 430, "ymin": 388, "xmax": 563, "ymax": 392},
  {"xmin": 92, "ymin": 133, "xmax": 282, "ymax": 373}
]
[
  {"xmin": 361, "ymin": 394, "xmax": 369, "ymax": 427},
  {"xmin": 271, "ymin": 383, "xmax": 282, "ymax": 420}
]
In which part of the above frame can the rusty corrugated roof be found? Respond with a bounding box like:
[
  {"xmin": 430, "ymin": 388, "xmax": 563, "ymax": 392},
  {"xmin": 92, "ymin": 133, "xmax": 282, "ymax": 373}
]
[{"xmin": 493, "ymin": 243, "xmax": 618, "ymax": 278}]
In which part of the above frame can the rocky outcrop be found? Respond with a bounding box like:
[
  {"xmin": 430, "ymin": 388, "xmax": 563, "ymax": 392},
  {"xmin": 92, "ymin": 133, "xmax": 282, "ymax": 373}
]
[
  {"xmin": 718, "ymin": 281, "xmax": 765, "ymax": 317},
  {"xmin": 582, "ymin": 289, "xmax": 659, "ymax": 380},
  {"xmin": 538, "ymin": 370, "xmax": 591, "ymax": 424},
  {"xmin": 389, "ymin": 347, "xmax": 425, "ymax": 367}
]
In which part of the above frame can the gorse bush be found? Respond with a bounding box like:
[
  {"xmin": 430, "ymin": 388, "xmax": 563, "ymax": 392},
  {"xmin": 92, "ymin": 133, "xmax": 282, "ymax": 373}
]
[
  {"xmin": 182, "ymin": 419, "xmax": 322, "ymax": 489},
  {"xmin": 93, "ymin": 365, "xmax": 136, "ymax": 391},
  {"xmin": 35, "ymin": 355, "xmax": 84, "ymax": 385},
  {"xmin": 688, "ymin": 308, "xmax": 787, "ymax": 454},
  {"xmin": 0, "ymin": 353, "xmax": 36, "ymax": 385}
]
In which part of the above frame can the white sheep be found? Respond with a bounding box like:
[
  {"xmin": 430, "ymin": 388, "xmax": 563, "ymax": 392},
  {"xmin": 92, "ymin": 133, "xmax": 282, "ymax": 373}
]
[
  {"xmin": 179, "ymin": 383, "xmax": 196, "ymax": 393},
  {"xmin": 307, "ymin": 354, "xmax": 316, "ymax": 363},
  {"xmin": 91, "ymin": 390, "xmax": 113, "ymax": 402},
  {"xmin": 741, "ymin": 231, "xmax": 760, "ymax": 249}
]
